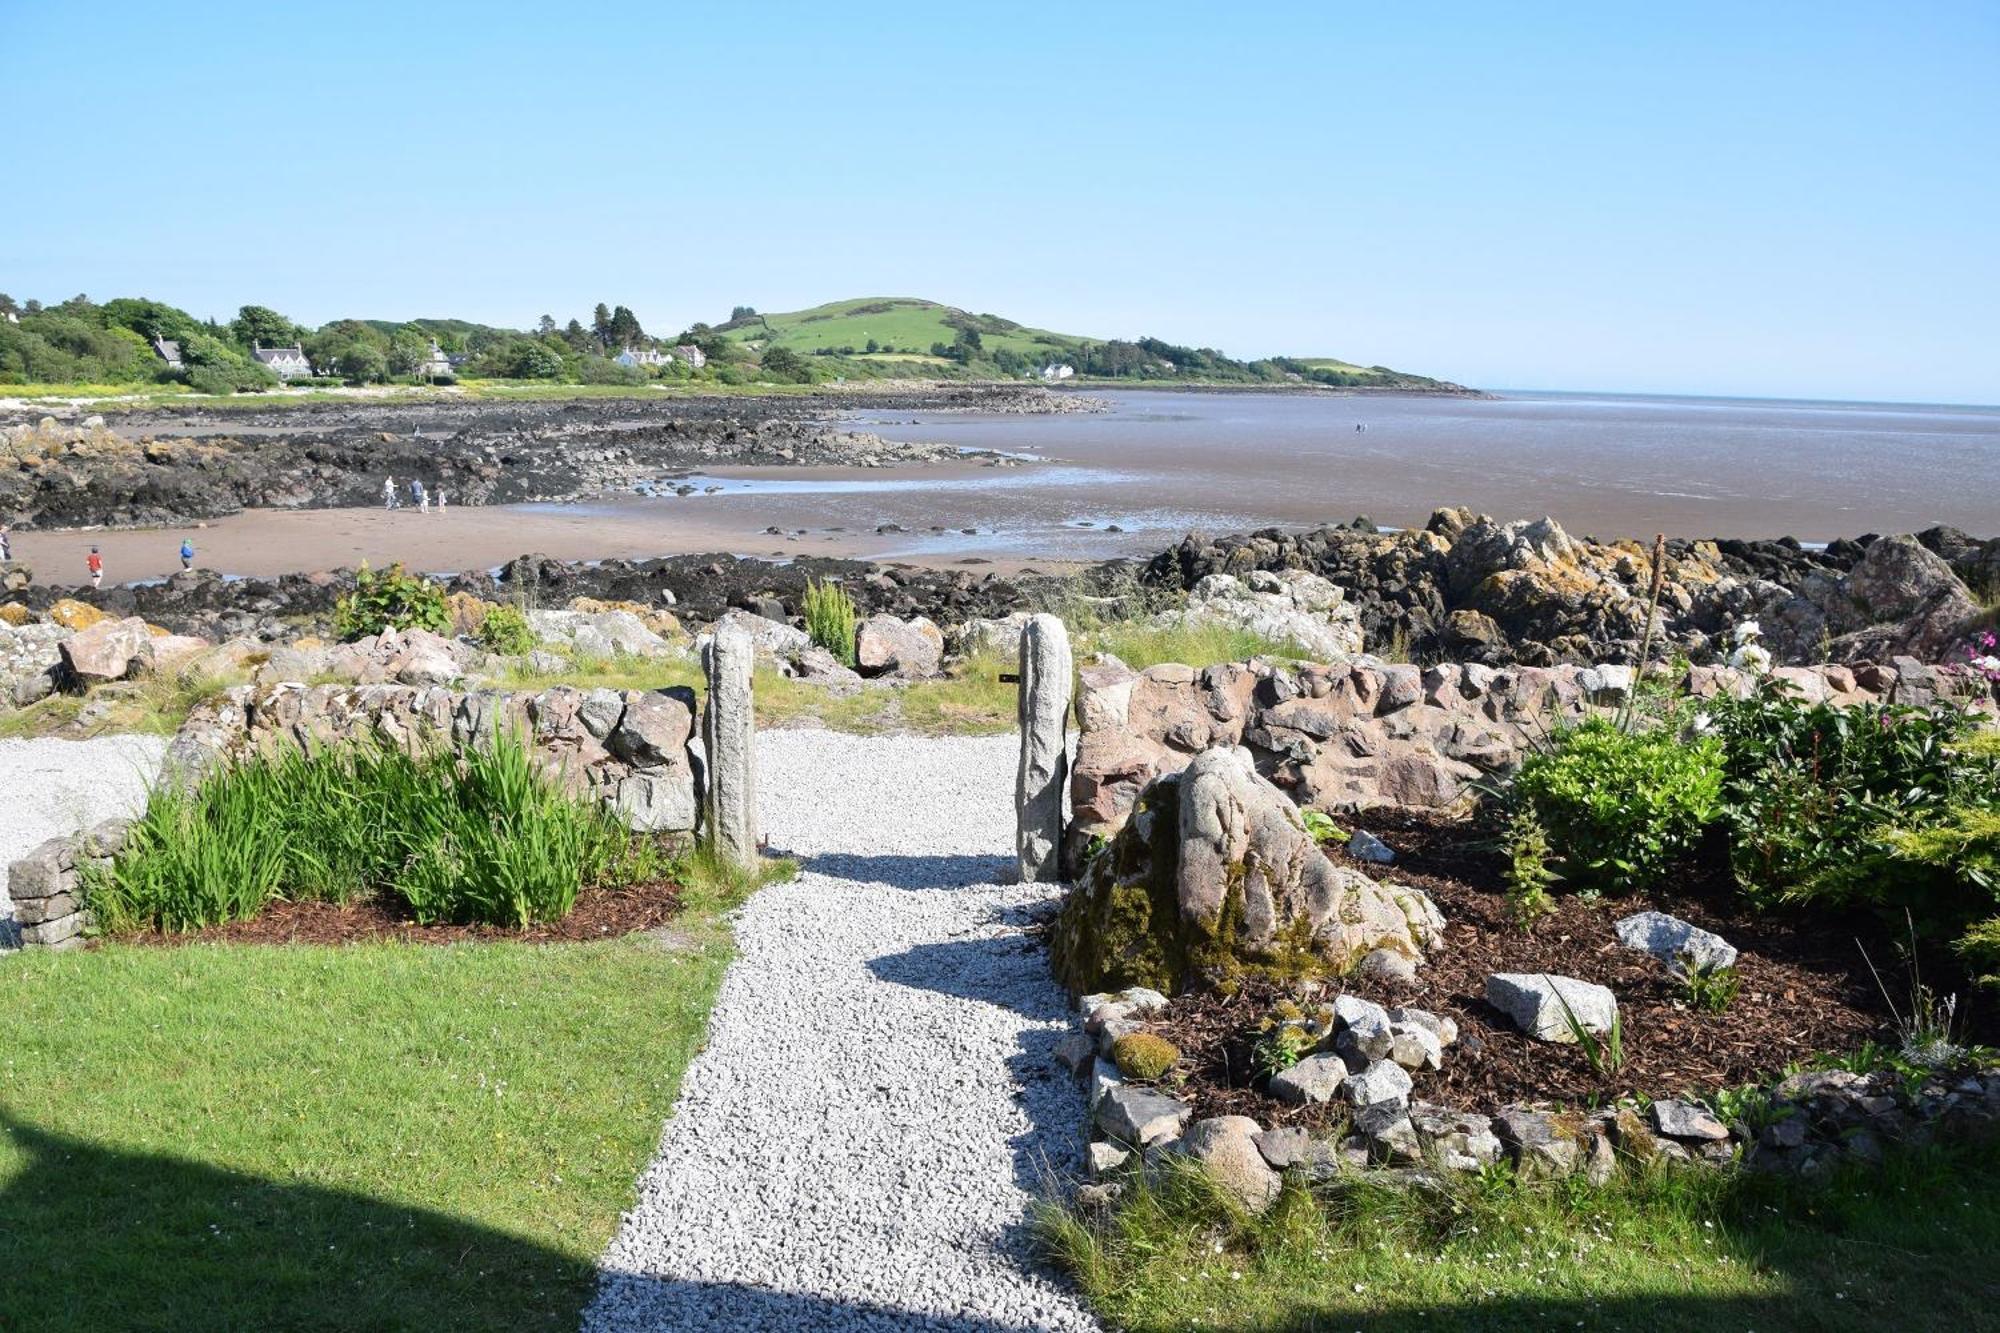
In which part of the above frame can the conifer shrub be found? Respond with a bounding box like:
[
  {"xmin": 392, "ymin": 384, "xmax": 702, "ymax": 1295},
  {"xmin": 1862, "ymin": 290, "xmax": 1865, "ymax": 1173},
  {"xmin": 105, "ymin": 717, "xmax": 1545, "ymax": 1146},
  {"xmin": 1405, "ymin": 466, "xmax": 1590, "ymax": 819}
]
[{"xmin": 803, "ymin": 578, "xmax": 858, "ymax": 666}]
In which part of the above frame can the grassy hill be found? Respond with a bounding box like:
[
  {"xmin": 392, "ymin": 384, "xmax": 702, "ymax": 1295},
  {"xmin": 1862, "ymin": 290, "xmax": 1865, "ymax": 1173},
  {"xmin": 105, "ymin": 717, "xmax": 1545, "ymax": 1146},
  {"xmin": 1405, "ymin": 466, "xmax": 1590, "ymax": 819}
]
[{"xmin": 713, "ymin": 297, "xmax": 1457, "ymax": 389}]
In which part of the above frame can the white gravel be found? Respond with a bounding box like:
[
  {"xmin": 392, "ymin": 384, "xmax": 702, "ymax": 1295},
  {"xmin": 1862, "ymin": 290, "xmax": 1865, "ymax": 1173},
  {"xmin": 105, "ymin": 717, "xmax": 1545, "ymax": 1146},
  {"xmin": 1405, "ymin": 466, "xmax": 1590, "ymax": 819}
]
[
  {"xmin": 0, "ymin": 734, "xmax": 167, "ymax": 910},
  {"xmin": 586, "ymin": 730, "xmax": 1098, "ymax": 1332}
]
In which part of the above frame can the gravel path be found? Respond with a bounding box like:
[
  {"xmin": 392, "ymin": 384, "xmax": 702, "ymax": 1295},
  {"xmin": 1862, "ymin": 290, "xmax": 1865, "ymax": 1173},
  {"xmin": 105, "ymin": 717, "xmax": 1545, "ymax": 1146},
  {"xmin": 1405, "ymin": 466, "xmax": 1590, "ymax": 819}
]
[
  {"xmin": 586, "ymin": 730, "xmax": 1098, "ymax": 1332},
  {"xmin": 0, "ymin": 734, "xmax": 166, "ymax": 914}
]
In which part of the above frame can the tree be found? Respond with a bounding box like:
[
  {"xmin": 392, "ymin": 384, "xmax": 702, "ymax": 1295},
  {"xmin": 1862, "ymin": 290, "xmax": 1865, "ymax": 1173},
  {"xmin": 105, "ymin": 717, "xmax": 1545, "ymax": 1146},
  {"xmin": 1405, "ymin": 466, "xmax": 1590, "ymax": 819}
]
[
  {"xmin": 591, "ymin": 303, "xmax": 613, "ymax": 348},
  {"xmin": 730, "ymin": 305, "xmax": 757, "ymax": 320},
  {"xmin": 337, "ymin": 343, "xmax": 389, "ymax": 383},
  {"xmin": 230, "ymin": 305, "xmax": 301, "ymax": 350},
  {"xmin": 0, "ymin": 294, "xmax": 17, "ymax": 318},
  {"xmin": 387, "ymin": 335, "xmax": 428, "ymax": 378},
  {"xmin": 607, "ymin": 304, "xmax": 643, "ymax": 349},
  {"xmin": 535, "ymin": 314, "xmax": 558, "ymax": 336},
  {"xmin": 761, "ymin": 346, "xmax": 810, "ymax": 382}
]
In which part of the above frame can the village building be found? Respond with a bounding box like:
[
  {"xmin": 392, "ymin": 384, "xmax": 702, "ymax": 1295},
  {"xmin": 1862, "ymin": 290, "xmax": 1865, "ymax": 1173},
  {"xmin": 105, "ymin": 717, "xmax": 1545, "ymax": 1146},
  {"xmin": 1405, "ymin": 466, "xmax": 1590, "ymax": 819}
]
[
  {"xmin": 1039, "ymin": 363, "xmax": 1075, "ymax": 382},
  {"xmin": 416, "ymin": 340, "xmax": 454, "ymax": 381},
  {"xmin": 150, "ymin": 336, "xmax": 183, "ymax": 371},
  {"xmin": 672, "ymin": 343, "xmax": 707, "ymax": 370},
  {"xmin": 250, "ymin": 342, "xmax": 312, "ymax": 380},
  {"xmin": 615, "ymin": 346, "xmax": 672, "ymax": 369}
]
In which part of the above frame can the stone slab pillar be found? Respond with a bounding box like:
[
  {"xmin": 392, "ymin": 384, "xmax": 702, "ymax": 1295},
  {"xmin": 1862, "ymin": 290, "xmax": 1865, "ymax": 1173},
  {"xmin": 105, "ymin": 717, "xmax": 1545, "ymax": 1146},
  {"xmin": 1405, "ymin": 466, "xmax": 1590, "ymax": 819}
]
[
  {"xmin": 701, "ymin": 624, "xmax": 758, "ymax": 868},
  {"xmin": 1016, "ymin": 613, "xmax": 1072, "ymax": 883}
]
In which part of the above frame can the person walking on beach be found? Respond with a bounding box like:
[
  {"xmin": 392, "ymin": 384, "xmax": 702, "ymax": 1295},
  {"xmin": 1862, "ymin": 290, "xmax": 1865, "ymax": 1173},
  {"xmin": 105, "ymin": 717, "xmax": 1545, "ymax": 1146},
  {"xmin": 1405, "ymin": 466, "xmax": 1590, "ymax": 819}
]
[
  {"xmin": 410, "ymin": 479, "xmax": 426, "ymax": 511},
  {"xmin": 0, "ymin": 526, "xmax": 11, "ymax": 562},
  {"xmin": 87, "ymin": 546, "xmax": 103, "ymax": 589},
  {"xmin": 180, "ymin": 537, "xmax": 195, "ymax": 571},
  {"xmin": 384, "ymin": 476, "xmax": 398, "ymax": 510},
  {"xmin": 418, "ymin": 484, "xmax": 430, "ymax": 515},
  {"xmin": 436, "ymin": 488, "xmax": 447, "ymax": 514}
]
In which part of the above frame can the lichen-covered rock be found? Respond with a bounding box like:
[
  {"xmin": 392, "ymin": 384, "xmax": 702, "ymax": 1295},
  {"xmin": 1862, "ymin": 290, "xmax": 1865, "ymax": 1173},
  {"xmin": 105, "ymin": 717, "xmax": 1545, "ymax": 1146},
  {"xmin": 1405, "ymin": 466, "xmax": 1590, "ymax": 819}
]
[
  {"xmin": 1049, "ymin": 748, "xmax": 1443, "ymax": 996},
  {"xmin": 1268, "ymin": 1053, "xmax": 1348, "ymax": 1106},
  {"xmin": 1615, "ymin": 910, "xmax": 1738, "ymax": 973},
  {"xmin": 854, "ymin": 612, "xmax": 944, "ymax": 678},
  {"xmin": 1486, "ymin": 973, "xmax": 1618, "ymax": 1043},
  {"xmin": 1179, "ymin": 1115, "xmax": 1282, "ymax": 1212},
  {"xmin": 59, "ymin": 615, "xmax": 153, "ymax": 684}
]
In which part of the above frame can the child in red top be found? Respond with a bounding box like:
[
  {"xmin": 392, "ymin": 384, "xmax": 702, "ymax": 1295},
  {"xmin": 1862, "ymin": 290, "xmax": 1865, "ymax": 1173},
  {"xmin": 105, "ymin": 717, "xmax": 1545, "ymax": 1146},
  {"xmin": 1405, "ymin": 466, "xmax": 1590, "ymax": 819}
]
[{"xmin": 87, "ymin": 547, "xmax": 103, "ymax": 589}]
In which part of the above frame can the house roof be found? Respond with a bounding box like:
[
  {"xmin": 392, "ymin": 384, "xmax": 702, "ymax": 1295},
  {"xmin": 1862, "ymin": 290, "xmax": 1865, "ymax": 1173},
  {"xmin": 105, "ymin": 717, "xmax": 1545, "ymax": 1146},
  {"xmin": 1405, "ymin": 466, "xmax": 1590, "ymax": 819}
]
[
  {"xmin": 251, "ymin": 344, "xmax": 307, "ymax": 365},
  {"xmin": 152, "ymin": 337, "xmax": 182, "ymax": 360}
]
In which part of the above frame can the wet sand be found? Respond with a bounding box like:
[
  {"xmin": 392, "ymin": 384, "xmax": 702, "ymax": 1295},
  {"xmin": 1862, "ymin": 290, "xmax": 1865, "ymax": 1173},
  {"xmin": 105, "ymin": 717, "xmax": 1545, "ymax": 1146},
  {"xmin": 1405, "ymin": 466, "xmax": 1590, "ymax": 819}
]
[{"xmin": 11, "ymin": 388, "xmax": 1995, "ymax": 586}]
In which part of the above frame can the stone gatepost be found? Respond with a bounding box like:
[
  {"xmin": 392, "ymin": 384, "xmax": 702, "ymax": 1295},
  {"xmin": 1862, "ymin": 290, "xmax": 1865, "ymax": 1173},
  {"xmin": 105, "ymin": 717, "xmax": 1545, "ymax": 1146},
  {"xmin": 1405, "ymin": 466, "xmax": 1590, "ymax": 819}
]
[
  {"xmin": 1015, "ymin": 613, "xmax": 1072, "ymax": 883},
  {"xmin": 701, "ymin": 623, "xmax": 759, "ymax": 869}
]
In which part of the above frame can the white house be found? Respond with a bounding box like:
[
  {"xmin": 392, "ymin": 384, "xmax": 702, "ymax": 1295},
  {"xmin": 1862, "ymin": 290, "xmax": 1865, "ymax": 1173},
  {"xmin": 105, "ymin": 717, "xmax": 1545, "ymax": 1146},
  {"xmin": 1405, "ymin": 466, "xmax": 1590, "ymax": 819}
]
[
  {"xmin": 250, "ymin": 342, "xmax": 312, "ymax": 380},
  {"xmin": 416, "ymin": 340, "xmax": 453, "ymax": 381},
  {"xmin": 615, "ymin": 346, "xmax": 671, "ymax": 369},
  {"xmin": 672, "ymin": 343, "xmax": 707, "ymax": 370},
  {"xmin": 1039, "ymin": 363, "xmax": 1075, "ymax": 382},
  {"xmin": 150, "ymin": 336, "xmax": 184, "ymax": 371}
]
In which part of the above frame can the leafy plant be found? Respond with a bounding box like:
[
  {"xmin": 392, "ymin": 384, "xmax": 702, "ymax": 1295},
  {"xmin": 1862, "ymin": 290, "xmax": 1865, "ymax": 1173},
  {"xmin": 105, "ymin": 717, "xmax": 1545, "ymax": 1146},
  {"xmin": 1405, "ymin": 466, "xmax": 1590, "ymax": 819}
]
[
  {"xmin": 1509, "ymin": 718, "xmax": 1724, "ymax": 894},
  {"xmin": 1679, "ymin": 957, "xmax": 1740, "ymax": 1014},
  {"xmin": 1252, "ymin": 1023, "xmax": 1318, "ymax": 1080},
  {"xmin": 332, "ymin": 562, "xmax": 450, "ymax": 641},
  {"xmin": 93, "ymin": 732, "xmax": 658, "ymax": 932},
  {"xmin": 802, "ymin": 578, "xmax": 858, "ymax": 666},
  {"xmin": 1503, "ymin": 806, "xmax": 1561, "ymax": 927},
  {"xmin": 1300, "ymin": 808, "xmax": 1349, "ymax": 847},
  {"xmin": 477, "ymin": 602, "xmax": 538, "ymax": 656},
  {"xmin": 1712, "ymin": 690, "xmax": 2000, "ymax": 979}
]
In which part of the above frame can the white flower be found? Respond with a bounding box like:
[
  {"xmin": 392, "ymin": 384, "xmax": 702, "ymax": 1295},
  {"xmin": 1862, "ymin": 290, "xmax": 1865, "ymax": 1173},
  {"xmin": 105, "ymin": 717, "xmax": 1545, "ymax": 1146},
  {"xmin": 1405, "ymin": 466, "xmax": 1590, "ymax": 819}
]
[
  {"xmin": 1730, "ymin": 642, "xmax": 1772, "ymax": 675},
  {"xmin": 1731, "ymin": 620, "xmax": 1763, "ymax": 645},
  {"xmin": 1974, "ymin": 654, "xmax": 2000, "ymax": 674}
]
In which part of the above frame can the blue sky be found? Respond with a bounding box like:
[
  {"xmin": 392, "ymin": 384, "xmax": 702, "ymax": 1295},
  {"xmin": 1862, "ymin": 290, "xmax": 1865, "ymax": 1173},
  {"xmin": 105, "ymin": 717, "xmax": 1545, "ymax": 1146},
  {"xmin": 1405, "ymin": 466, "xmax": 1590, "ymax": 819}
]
[{"xmin": 3, "ymin": 1, "xmax": 1995, "ymax": 401}]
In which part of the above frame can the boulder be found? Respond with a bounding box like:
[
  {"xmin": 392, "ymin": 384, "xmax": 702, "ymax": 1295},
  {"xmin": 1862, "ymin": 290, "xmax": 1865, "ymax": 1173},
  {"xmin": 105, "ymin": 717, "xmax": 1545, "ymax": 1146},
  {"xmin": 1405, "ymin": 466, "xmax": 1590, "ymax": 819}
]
[
  {"xmin": 706, "ymin": 608, "xmax": 808, "ymax": 660},
  {"xmin": 1166, "ymin": 570, "xmax": 1365, "ymax": 660},
  {"xmin": 854, "ymin": 613, "xmax": 944, "ymax": 678},
  {"xmin": 1768, "ymin": 535, "xmax": 1981, "ymax": 663},
  {"xmin": 1179, "ymin": 1116, "xmax": 1282, "ymax": 1212},
  {"xmin": 1614, "ymin": 910, "xmax": 1738, "ymax": 973},
  {"xmin": 1486, "ymin": 973, "xmax": 1618, "ymax": 1043},
  {"xmin": 59, "ymin": 616, "xmax": 153, "ymax": 684},
  {"xmin": 528, "ymin": 608, "xmax": 680, "ymax": 659},
  {"xmin": 1049, "ymin": 747, "xmax": 1444, "ymax": 996}
]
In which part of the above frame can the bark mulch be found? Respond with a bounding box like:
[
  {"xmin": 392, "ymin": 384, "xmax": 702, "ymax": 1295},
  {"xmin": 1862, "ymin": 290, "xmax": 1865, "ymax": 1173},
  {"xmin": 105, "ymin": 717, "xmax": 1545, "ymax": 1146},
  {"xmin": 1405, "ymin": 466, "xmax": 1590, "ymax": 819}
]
[
  {"xmin": 1151, "ymin": 811, "xmax": 1918, "ymax": 1127},
  {"xmin": 114, "ymin": 878, "xmax": 686, "ymax": 948}
]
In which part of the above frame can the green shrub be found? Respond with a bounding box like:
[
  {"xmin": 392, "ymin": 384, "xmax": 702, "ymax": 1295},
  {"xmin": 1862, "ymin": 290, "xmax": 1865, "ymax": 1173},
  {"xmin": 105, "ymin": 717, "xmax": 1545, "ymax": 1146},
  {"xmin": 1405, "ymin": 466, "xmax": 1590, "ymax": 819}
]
[
  {"xmin": 1503, "ymin": 806, "xmax": 1560, "ymax": 926},
  {"xmin": 477, "ymin": 602, "xmax": 537, "ymax": 656},
  {"xmin": 802, "ymin": 578, "xmax": 858, "ymax": 666},
  {"xmin": 1508, "ymin": 719, "xmax": 1724, "ymax": 894},
  {"xmin": 92, "ymin": 733, "xmax": 658, "ymax": 932},
  {"xmin": 1711, "ymin": 692, "xmax": 1999, "ymax": 901},
  {"xmin": 1110, "ymin": 1031, "xmax": 1181, "ymax": 1080},
  {"xmin": 1710, "ymin": 690, "xmax": 2000, "ymax": 986},
  {"xmin": 332, "ymin": 562, "xmax": 450, "ymax": 641}
]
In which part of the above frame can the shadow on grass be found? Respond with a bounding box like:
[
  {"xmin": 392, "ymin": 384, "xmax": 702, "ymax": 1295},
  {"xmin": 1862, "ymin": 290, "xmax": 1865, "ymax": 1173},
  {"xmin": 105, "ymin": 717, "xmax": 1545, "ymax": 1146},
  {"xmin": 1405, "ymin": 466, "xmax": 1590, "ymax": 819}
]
[
  {"xmin": 0, "ymin": 1112, "xmax": 592, "ymax": 1332},
  {"xmin": 0, "ymin": 1112, "xmax": 1087, "ymax": 1333}
]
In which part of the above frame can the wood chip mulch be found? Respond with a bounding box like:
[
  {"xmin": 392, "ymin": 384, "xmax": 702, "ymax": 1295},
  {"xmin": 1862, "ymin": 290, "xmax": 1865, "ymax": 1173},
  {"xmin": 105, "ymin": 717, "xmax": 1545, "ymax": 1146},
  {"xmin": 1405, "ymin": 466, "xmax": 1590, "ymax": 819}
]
[
  {"xmin": 112, "ymin": 878, "xmax": 686, "ymax": 948},
  {"xmin": 1147, "ymin": 810, "xmax": 1987, "ymax": 1125}
]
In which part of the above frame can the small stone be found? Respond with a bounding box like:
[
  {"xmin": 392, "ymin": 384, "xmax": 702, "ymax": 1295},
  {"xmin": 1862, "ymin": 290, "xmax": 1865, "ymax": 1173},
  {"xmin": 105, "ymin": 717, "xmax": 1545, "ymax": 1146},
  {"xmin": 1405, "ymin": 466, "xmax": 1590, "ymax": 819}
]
[
  {"xmin": 1095, "ymin": 1017, "xmax": 1146, "ymax": 1056},
  {"xmin": 1117, "ymin": 987, "xmax": 1171, "ymax": 1017},
  {"xmin": 1096, "ymin": 1085, "xmax": 1192, "ymax": 1147},
  {"xmin": 1341, "ymin": 1059, "xmax": 1413, "ymax": 1108},
  {"xmin": 1614, "ymin": 910, "xmax": 1738, "ymax": 973},
  {"xmin": 1651, "ymin": 1098, "xmax": 1730, "ymax": 1142},
  {"xmin": 1054, "ymin": 1032, "xmax": 1097, "ymax": 1077},
  {"xmin": 1088, "ymin": 1058, "xmax": 1124, "ymax": 1110},
  {"xmin": 1334, "ymin": 994, "xmax": 1395, "ymax": 1064},
  {"xmin": 1388, "ymin": 1006, "xmax": 1458, "ymax": 1046},
  {"xmin": 1346, "ymin": 829, "xmax": 1395, "ymax": 864},
  {"xmin": 1386, "ymin": 1021, "xmax": 1444, "ymax": 1071},
  {"xmin": 1760, "ymin": 1115, "xmax": 1809, "ymax": 1150},
  {"xmin": 1251, "ymin": 1125, "xmax": 1312, "ymax": 1170},
  {"xmin": 1087, "ymin": 1141, "xmax": 1130, "ymax": 1177},
  {"xmin": 1269, "ymin": 1053, "xmax": 1348, "ymax": 1106},
  {"xmin": 1486, "ymin": 973, "xmax": 1618, "ymax": 1043},
  {"xmin": 1584, "ymin": 1130, "xmax": 1618, "ymax": 1185},
  {"xmin": 1355, "ymin": 1099, "xmax": 1422, "ymax": 1162},
  {"xmin": 1494, "ymin": 1107, "xmax": 1581, "ymax": 1180}
]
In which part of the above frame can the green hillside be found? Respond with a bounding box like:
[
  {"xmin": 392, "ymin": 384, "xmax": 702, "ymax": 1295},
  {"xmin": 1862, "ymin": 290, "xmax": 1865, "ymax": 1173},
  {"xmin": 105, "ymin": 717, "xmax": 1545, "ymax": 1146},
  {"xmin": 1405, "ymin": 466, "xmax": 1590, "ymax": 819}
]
[{"xmin": 712, "ymin": 296, "xmax": 1455, "ymax": 388}]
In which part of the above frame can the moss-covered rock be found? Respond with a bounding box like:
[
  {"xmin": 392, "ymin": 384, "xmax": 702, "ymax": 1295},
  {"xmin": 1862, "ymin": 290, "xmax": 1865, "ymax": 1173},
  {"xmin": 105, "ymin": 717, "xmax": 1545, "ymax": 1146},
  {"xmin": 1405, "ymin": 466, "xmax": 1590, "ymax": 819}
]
[
  {"xmin": 1110, "ymin": 1032, "xmax": 1180, "ymax": 1081},
  {"xmin": 1050, "ymin": 748, "xmax": 1444, "ymax": 997}
]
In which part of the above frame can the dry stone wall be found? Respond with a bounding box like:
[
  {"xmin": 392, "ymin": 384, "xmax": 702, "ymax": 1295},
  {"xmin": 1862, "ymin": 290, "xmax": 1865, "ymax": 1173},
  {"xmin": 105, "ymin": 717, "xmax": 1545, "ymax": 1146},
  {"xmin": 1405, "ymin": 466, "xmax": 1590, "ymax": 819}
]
[
  {"xmin": 169, "ymin": 680, "xmax": 703, "ymax": 833},
  {"xmin": 1068, "ymin": 652, "xmax": 1997, "ymax": 866}
]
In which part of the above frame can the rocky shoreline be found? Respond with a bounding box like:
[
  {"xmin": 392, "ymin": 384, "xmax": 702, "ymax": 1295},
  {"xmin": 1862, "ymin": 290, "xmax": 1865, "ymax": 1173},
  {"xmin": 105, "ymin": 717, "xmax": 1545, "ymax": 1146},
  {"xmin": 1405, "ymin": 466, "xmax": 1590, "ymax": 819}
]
[
  {"xmin": 0, "ymin": 385, "xmax": 1100, "ymax": 530},
  {"xmin": 1, "ymin": 507, "xmax": 1994, "ymax": 675}
]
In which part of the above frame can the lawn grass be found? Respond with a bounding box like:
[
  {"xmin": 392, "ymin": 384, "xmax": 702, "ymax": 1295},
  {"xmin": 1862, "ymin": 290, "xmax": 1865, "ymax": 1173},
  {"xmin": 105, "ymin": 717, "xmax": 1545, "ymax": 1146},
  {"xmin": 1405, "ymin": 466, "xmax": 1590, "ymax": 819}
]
[
  {"xmin": 0, "ymin": 843, "xmax": 787, "ymax": 1332},
  {"xmin": 1042, "ymin": 1146, "xmax": 2000, "ymax": 1332}
]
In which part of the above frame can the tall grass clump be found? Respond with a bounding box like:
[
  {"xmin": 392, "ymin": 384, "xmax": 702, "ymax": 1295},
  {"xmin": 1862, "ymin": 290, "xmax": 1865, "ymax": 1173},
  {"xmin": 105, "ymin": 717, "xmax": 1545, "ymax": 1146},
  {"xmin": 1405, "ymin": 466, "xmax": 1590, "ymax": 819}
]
[
  {"xmin": 802, "ymin": 578, "xmax": 858, "ymax": 666},
  {"xmin": 93, "ymin": 733, "xmax": 658, "ymax": 933}
]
